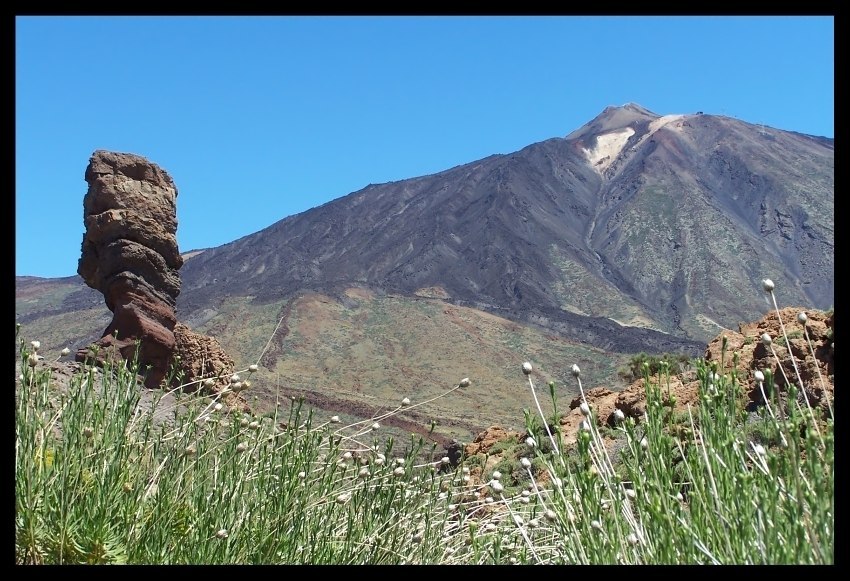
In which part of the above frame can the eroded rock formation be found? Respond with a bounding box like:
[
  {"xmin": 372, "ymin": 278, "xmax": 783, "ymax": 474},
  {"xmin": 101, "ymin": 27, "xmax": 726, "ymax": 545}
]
[{"xmin": 76, "ymin": 150, "xmax": 237, "ymax": 396}]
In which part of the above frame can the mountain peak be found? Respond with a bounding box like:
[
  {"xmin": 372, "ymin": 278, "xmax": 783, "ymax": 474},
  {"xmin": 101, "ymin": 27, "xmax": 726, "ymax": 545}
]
[{"xmin": 565, "ymin": 102, "xmax": 660, "ymax": 141}]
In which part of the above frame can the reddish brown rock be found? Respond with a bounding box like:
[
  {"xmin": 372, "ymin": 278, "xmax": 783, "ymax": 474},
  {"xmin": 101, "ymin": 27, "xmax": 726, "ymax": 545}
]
[
  {"xmin": 551, "ymin": 308, "xmax": 834, "ymax": 449},
  {"xmin": 463, "ymin": 425, "xmax": 523, "ymax": 457},
  {"xmin": 172, "ymin": 323, "xmax": 247, "ymax": 409},
  {"xmin": 459, "ymin": 307, "xmax": 834, "ymax": 474},
  {"xmin": 75, "ymin": 151, "xmax": 240, "ymax": 399},
  {"xmin": 75, "ymin": 151, "xmax": 182, "ymax": 387},
  {"xmin": 704, "ymin": 306, "xmax": 834, "ymax": 415}
]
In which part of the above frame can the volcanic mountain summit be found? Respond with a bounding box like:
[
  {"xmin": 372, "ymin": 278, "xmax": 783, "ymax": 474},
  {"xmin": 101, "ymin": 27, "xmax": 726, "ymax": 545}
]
[{"xmin": 178, "ymin": 103, "xmax": 833, "ymax": 344}]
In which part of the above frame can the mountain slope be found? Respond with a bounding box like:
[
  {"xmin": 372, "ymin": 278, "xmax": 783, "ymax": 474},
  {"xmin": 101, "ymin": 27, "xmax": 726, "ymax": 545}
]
[{"xmin": 178, "ymin": 103, "xmax": 833, "ymax": 342}]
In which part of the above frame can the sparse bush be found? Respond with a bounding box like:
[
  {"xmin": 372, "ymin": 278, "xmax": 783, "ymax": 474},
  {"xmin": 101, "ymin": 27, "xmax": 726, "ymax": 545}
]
[{"xmin": 618, "ymin": 351, "xmax": 692, "ymax": 383}]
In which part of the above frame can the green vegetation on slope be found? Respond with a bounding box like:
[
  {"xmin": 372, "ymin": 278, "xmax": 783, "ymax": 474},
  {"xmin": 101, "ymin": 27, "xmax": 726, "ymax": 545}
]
[{"xmin": 15, "ymin": 281, "xmax": 833, "ymax": 563}]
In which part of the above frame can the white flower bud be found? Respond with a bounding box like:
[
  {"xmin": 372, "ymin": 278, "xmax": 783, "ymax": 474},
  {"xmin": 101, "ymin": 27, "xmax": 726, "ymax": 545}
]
[
  {"xmin": 492, "ymin": 470, "xmax": 502, "ymax": 481},
  {"xmin": 545, "ymin": 509, "xmax": 557, "ymax": 522},
  {"xmin": 625, "ymin": 488, "xmax": 637, "ymax": 500},
  {"xmin": 330, "ymin": 415, "xmax": 341, "ymax": 423},
  {"xmin": 60, "ymin": 347, "xmax": 71, "ymax": 357},
  {"xmin": 761, "ymin": 333, "xmax": 772, "ymax": 346},
  {"xmin": 184, "ymin": 445, "xmax": 196, "ymax": 457},
  {"xmin": 441, "ymin": 456, "xmax": 450, "ymax": 465},
  {"xmin": 230, "ymin": 374, "xmax": 240, "ymax": 383},
  {"xmin": 797, "ymin": 311, "xmax": 808, "ymax": 324},
  {"xmin": 754, "ymin": 370, "xmax": 765, "ymax": 382},
  {"xmin": 459, "ymin": 377, "xmax": 470, "ymax": 387},
  {"xmin": 401, "ymin": 397, "xmax": 411, "ymax": 406},
  {"xmin": 571, "ymin": 364, "xmax": 581, "ymax": 377},
  {"xmin": 761, "ymin": 279, "xmax": 775, "ymax": 292},
  {"xmin": 342, "ymin": 451, "xmax": 352, "ymax": 460},
  {"xmin": 249, "ymin": 421, "xmax": 260, "ymax": 430},
  {"xmin": 627, "ymin": 533, "xmax": 639, "ymax": 545},
  {"xmin": 485, "ymin": 496, "xmax": 494, "ymax": 504},
  {"xmin": 520, "ymin": 496, "xmax": 530, "ymax": 504},
  {"xmin": 491, "ymin": 481, "xmax": 504, "ymax": 493},
  {"xmin": 358, "ymin": 467, "xmax": 370, "ymax": 479},
  {"xmin": 640, "ymin": 437, "xmax": 648, "ymax": 450},
  {"xmin": 27, "ymin": 354, "xmax": 38, "ymax": 368},
  {"xmin": 520, "ymin": 457, "xmax": 532, "ymax": 469},
  {"xmin": 216, "ymin": 528, "xmax": 229, "ymax": 539},
  {"xmin": 525, "ymin": 436, "xmax": 536, "ymax": 448},
  {"xmin": 298, "ymin": 471, "xmax": 306, "ymax": 479},
  {"xmin": 580, "ymin": 420, "xmax": 591, "ymax": 432},
  {"xmin": 248, "ymin": 364, "xmax": 258, "ymax": 372},
  {"xmin": 591, "ymin": 519, "xmax": 603, "ymax": 531},
  {"xmin": 753, "ymin": 443, "xmax": 766, "ymax": 457},
  {"xmin": 214, "ymin": 403, "xmax": 223, "ymax": 411},
  {"xmin": 336, "ymin": 493, "xmax": 350, "ymax": 504},
  {"xmin": 393, "ymin": 467, "xmax": 405, "ymax": 476},
  {"xmin": 371, "ymin": 422, "xmax": 380, "ymax": 431},
  {"xmin": 240, "ymin": 418, "xmax": 249, "ymax": 427},
  {"xmin": 30, "ymin": 341, "xmax": 41, "ymax": 351},
  {"xmin": 613, "ymin": 409, "xmax": 625, "ymax": 422},
  {"xmin": 204, "ymin": 378, "xmax": 215, "ymax": 387},
  {"xmin": 236, "ymin": 442, "xmax": 248, "ymax": 453},
  {"xmin": 522, "ymin": 361, "xmax": 533, "ymax": 375},
  {"xmin": 462, "ymin": 466, "xmax": 470, "ymax": 474},
  {"xmin": 676, "ymin": 492, "xmax": 684, "ymax": 502},
  {"xmin": 579, "ymin": 402, "xmax": 591, "ymax": 417}
]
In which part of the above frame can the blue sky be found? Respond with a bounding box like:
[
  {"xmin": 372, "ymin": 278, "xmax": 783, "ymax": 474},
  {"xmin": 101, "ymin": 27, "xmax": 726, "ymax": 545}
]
[{"xmin": 16, "ymin": 16, "xmax": 834, "ymax": 278}]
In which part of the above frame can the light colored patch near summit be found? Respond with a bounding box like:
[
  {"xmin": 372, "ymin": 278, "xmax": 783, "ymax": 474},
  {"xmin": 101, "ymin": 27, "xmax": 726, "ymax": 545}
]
[
  {"xmin": 582, "ymin": 128, "xmax": 635, "ymax": 173},
  {"xmin": 584, "ymin": 114, "xmax": 688, "ymax": 175},
  {"xmin": 648, "ymin": 114, "xmax": 686, "ymax": 133}
]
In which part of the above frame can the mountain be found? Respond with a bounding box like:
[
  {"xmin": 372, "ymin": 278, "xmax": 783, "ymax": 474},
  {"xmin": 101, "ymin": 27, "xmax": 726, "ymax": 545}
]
[
  {"xmin": 15, "ymin": 103, "xmax": 834, "ymax": 442},
  {"xmin": 179, "ymin": 103, "xmax": 832, "ymax": 338}
]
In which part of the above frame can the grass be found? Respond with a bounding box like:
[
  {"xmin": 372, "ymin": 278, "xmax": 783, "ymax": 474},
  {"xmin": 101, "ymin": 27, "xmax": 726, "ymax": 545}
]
[{"xmin": 14, "ymin": 280, "xmax": 833, "ymax": 564}]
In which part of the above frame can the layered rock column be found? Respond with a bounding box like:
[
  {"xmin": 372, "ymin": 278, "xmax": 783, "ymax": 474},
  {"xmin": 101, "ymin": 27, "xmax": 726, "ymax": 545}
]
[
  {"xmin": 76, "ymin": 151, "xmax": 184, "ymax": 387},
  {"xmin": 75, "ymin": 151, "xmax": 240, "ymax": 399}
]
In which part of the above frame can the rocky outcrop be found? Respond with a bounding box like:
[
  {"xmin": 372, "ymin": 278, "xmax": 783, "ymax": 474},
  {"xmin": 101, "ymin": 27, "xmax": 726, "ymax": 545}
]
[
  {"xmin": 463, "ymin": 425, "xmax": 523, "ymax": 457},
  {"xmin": 75, "ymin": 151, "xmax": 238, "ymax": 395},
  {"xmin": 75, "ymin": 151, "xmax": 182, "ymax": 387},
  {"xmin": 704, "ymin": 307, "xmax": 834, "ymax": 415},
  {"xmin": 459, "ymin": 307, "xmax": 834, "ymax": 456},
  {"xmin": 172, "ymin": 323, "xmax": 246, "ymax": 409},
  {"xmin": 553, "ymin": 307, "xmax": 835, "ymax": 447}
]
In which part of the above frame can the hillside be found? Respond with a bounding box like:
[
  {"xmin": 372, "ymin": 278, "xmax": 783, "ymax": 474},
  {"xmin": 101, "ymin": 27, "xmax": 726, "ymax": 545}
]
[{"xmin": 15, "ymin": 103, "xmax": 834, "ymax": 441}]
